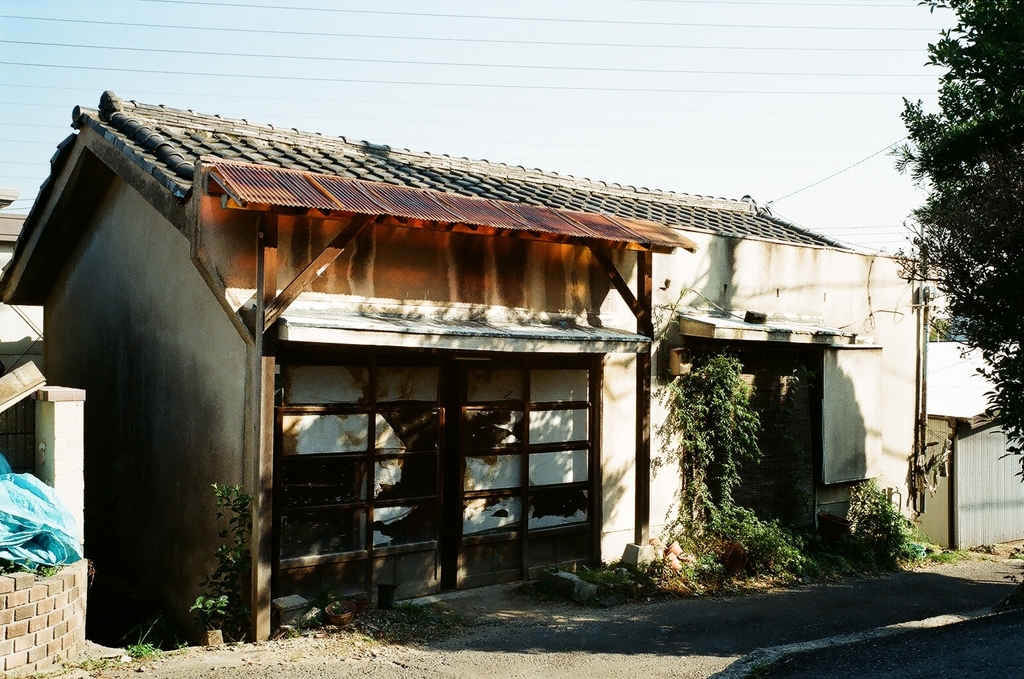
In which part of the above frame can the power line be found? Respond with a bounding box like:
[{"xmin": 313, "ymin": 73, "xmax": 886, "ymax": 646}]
[
  {"xmin": 135, "ymin": 0, "xmax": 938, "ymax": 31},
  {"xmin": 0, "ymin": 61, "xmax": 935, "ymax": 95},
  {"xmin": 0, "ymin": 14, "xmax": 927, "ymax": 52},
  {"xmin": 0, "ymin": 40, "xmax": 935, "ymax": 79},
  {"xmin": 766, "ymin": 137, "xmax": 907, "ymax": 206},
  {"xmin": 0, "ymin": 89, "xmax": 910, "ymax": 117}
]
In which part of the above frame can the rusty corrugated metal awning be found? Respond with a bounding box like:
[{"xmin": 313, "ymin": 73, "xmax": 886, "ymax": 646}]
[{"xmin": 203, "ymin": 158, "xmax": 697, "ymax": 253}]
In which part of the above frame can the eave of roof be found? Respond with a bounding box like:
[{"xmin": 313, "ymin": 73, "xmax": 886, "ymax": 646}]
[
  {"xmin": 65, "ymin": 90, "xmax": 851, "ymax": 251},
  {"xmin": 205, "ymin": 158, "xmax": 698, "ymax": 253}
]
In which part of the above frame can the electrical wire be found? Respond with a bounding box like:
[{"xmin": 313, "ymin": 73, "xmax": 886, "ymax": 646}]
[
  {"xmin": 0, "ymin": 14, "xmax": 929, "ymax": 52},
  {"xmin": 0, "ymin": 40, "xmax": 936, "ymax": 79},
  {"xmin": 765, "ymin": 137, "xmax": 907, "ymax": 206},
  {"xmin": 0, "ymin": 62, "xmax": 935, "ymax": 96},
  {"xmin": 135, "ymin": 0, "xmax": 939, "ymax": 31}
]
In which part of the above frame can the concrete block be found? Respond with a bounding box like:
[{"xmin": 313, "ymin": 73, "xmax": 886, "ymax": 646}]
[
  {"xmin": 28, "ymin": 613, "xmax": 46, "ymax": 633},
  {"xmin": 0, "ymin": 576, "xmax": 14, "ymax": 594},
  {"xmin": 36, "ymin": 596, "xmax": 54, "ymax": 615},
  {"xmin": 271, "ymin": 594, "xmax": 310, "ymax": 627},
  {"xmin": 27, "ymin": 644, "xmax": 45, "ymax": 663},
  {"xmin": 29, "ymin": 584, "xmax": 48, "ymax": 602},
  {"xmin": 35, "ymin": 626, "xmax": 54, "ymax": 646},
  {"xmin": 5, "ymin": 649, "xmax": 28, "ymax": 671},
  {"xmin": 537, "ymin": 569, "xmax": 598, "ymax": 602},
  {"xmin": 14, "ymin": 633, "xmax": 33, "ymax": 652},
  {"xmin": 6, "ymin": 619, "xmax": 28, "ymax": 639},
  {"xmin": 6, "ymin": 589, "xmax": 29, "ymax": 607},
  {"xmin": 0, "ymin": 607, "xmax": 13, "ymax": 625},
  {"xmin": 621, "ymin": 543, "xmax": 657, "ymax": 567},
  {"xmin": 12, "ymin": 573, "xmax": 34, "ymax": 591},
  {"xmin": 14, "ymin": 603, "xmax": 36, "ymax": 621}
]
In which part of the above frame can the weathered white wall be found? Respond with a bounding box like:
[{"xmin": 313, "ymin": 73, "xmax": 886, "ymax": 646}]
[
  {"xmin": 0, "ymin": 241, "xmax": 44, "ymax": 372},
  {"xmin": 43, "ymin": 178, "xmax": 248, "ymax": 637},
  {"xmin": 34, "ymin": 387, "xmax": 86, "ymax": 549},
  {"xmin": 646, "ymin": 232, "xmax": 917, "ymax": 535},
  {"xmin": 600, "ymin": 353, "xmax": 638, "ymax": 560}
]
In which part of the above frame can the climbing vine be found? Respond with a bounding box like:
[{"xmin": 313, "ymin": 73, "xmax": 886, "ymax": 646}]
[
  {"xmin": 191, "ymin": 484, "xmax": 252, "ymax": 642},
  {"xmin": 659, "ymin": 354, "xmax": 761, "ymax": 530}
]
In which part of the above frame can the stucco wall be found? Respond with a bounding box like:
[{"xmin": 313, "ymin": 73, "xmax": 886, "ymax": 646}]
[
  {"xmin": 648, "ymin": 233, "xmax": 917, "ymax": 533},
  {"xmin": 43, "ymin": 179, "xmax": 248, "ymax": 639},
  {"xmin": 0, "ymin": 242, "xmax": 44, "ymax": 373}
]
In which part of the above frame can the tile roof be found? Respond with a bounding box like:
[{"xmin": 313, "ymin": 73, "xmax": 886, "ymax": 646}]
[{"xmin": 70, "ymin": 91, "xmax": 848, "ymax": 249}]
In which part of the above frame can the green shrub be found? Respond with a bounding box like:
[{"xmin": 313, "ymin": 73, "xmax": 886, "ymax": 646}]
[
  {"xmin": 192, "ymin": 484, "xmax": 252, "ymax": 642},
  {"xmin": 705, "ymin": 505, "xmax": 805, "ymax": 578},
  {"xmin": 847, "ymin": 481, "xmax": 920, "ymax": 570}
]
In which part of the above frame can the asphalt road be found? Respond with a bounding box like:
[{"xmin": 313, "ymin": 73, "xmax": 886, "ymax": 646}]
[
  {"xmin": 81, "ymin": 558, "xmax": 1020, "ymax": 679},
  {"xmin": 757, "ymin": 606, "xmax": 1024, "ymax": 679}
]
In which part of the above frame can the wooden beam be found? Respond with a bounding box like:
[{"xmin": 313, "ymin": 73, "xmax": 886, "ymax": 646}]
[
  {"xmin": 634, "ymin": 251, "xmax": 653, "ymax": 546},
  {"xmin": 263, "ymin": 214, "xmax": 373, "ymax": 331},
  {"xmin": 587, "ymin": 243, "xmax": 652, "ymax": 332},
  {"xmin": 637, "ymin": 250, "xmax": 653, "ymax": 338}
]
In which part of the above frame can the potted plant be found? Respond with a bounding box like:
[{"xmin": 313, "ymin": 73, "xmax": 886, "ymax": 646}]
[{"xmin": 190, "ymin": 594, "xmax": 227, "ymax": 645}]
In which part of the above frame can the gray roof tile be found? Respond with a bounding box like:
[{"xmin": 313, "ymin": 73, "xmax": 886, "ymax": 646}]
[{"xmin": 72, "ymin": 91, "xmax": 848, "ymax": 249}]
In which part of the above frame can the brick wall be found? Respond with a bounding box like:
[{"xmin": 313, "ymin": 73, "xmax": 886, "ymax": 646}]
[{"xmin": 0, "ymin": 559, "xmax": 87, "ymax": 675}]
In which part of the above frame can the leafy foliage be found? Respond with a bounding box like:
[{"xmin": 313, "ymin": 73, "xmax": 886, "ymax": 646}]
[
  {"xmin": 897, "ymin": 0, "xmax": 1024, "ymax": 469},
  {"xmin": 847, "ymin": 481, "xmax": 921, "ymax": 570},
  {"xmin": 191, "ymin": 484, "xmax": 252, "ymax": 641},
  {"xmin": 654, "ymin": 355, "xmax": 928, "ymax": 594},
  {"xmin": 660, "ymin": 354, "xmax": 761, "ymax": 525}
]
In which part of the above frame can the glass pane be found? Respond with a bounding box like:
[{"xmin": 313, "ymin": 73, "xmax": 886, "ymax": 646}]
[
  {"xmin": 284, "ymin": 365, "xmax": 369, "ymax": 405},
  {"xmin": 465, "ymin": 409, "xmax": 523, "ymax": 449},
  {"xmin": 376, "ymin": 367, "xmax": 439, "ymax": 402},
  {"xmin": 529, "ymin": 450, "xmax": 589, "ymax": 486},
  {"xmin": 374, "ymin": 455, "xmax": 438, "ymax": 500},
  {"xmin": 280, "ymin": 507, "xmax": 365, "ymax": 559},
  {"xmin": 372, "ymin": 502, "xmax": 437, "ymax": 547},
  {"xmin": 464, "ymin": 455, "xmax": 521, "ymax": 491},
  {"xmin": 282, "ymin": 414, "xmax": 369, "ymax": 455},
  {"xmin": 529, "ymin": 409, "xmax": 588, "ymax": 445},
  {"xmin": 531, "ymin": 370, "xmax": 588, "ymax": 402},
  {"xmin": 375, "ymin": 410, "xmax": 439, "ymax": 453},
  {"xmin": 281, "ymin": 457, "xmax": 365, "ymax": 507},
  {"xmin": 529, "ymin": 489, "xmax": 588, "ymax": 530},
  {"xmin": 467, "ymin": 369, "xmax": 522, "ymax": 402},
  {"xmin": 463, "ymin": 497, "xmax": 522, "ymax": 536}
]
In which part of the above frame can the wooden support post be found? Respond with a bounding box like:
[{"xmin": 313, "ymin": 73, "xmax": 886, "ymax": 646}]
[
  {"xmin": 587, "ymin": 243, "xmax": 652, "ymax": 332},
  {"xmin": 250, "ymin": 215, "xmax": 277, "ymax": 641},
  {"xmin": 635, "ymin": 251, "xmax": 653, "ymax": 546},
  {"xmin": 263, "ymin": 214, "xmax": 372, "ymax": 331}
]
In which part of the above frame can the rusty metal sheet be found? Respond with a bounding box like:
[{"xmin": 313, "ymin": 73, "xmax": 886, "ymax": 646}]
[
  {"xmin": 204, "ymin": 158, "xmax": 697, "ymax": 252},
  {"xmin": 212, "ymin": 161, "xmax": 338, "ymax": 211}
]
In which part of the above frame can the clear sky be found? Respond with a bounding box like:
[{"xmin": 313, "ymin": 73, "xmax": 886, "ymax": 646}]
[{"xmin": 0, "ymin": 0, "xmax": 953, "ymax": 252}]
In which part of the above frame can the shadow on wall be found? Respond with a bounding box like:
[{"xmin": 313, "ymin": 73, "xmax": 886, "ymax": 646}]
[
  {"xmin": 820, "ymin": 350, "xmax": 874, "ymax": 489},
  {"xmin": 697, "ymin": 236, "xmax": 739, "ymax": 312}
]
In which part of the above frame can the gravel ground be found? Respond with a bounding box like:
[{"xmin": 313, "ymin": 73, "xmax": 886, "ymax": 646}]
[{"xmin": 56, "ymin": 554, "xmax": 1022, "ymax": 679}]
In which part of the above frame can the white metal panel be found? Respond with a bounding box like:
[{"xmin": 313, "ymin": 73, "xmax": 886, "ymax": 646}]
[
  {"xmin": 822, "ymin": 347, "xmax": 884, "ymax": 484},
  {"xmin": 954, "ymin": 425, "xmax": 1024, "ymax": 548}
]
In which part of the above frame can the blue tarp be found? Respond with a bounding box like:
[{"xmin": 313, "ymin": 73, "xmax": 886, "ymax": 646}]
[{"xmin": 0, "ymin": 453, "xmax": 82, "ymax": 566}]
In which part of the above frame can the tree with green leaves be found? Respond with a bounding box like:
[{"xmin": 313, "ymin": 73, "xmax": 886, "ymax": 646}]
[{"xmin": 897, "ymin": 0, "xmax": 1024, "ymax": 471}]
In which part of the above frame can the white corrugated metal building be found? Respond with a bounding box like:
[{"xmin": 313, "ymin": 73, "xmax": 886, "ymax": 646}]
[{"xmin": 917, "ymin": 342, "xmax": 1024, "ymax": 548}]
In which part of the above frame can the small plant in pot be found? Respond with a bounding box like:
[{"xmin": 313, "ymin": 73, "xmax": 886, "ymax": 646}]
[
  {"xmin": 324, "ymin": 600, "xmax": 357, "ymax": 627},
  {"xmin": 190, "ymin": 594, "xmax": 227, "ymax": 645}
]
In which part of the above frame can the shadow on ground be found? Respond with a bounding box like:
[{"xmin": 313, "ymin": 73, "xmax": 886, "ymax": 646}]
[{"xmin": 429, "ymin": 562, "xmax": 1018, "ymax": 659}]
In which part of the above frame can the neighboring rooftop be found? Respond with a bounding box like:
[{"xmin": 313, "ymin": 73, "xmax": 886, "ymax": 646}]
[
  {"xmin": 928, "ymin": 342, "xmax": 993, "ymax": 420},
  {"xmin": 64, "ymin": 91, "xmax": 846, "ymax": 249}
]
